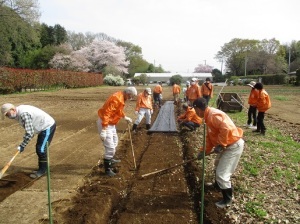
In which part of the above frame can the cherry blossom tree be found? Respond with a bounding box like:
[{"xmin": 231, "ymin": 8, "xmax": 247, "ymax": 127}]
[
  {"xmin": 78, "ymin": 40, "xmax": 129, "ymax": 74},
  {"xmin": 49, "ymin": 52, "xmax": 91, "ymax": 72},
  {"xmin": 194, "ymin": 64, "xmax": 213, "ymax": 73},
  {"xmin": 49, "ymin": 40, "xmax": 129, "ymax": 74}
]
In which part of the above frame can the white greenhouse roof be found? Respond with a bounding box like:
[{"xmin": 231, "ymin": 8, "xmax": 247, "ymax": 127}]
[{"xmin": 134, "ymin": 73, "xmax": 212, "ymax": 78}]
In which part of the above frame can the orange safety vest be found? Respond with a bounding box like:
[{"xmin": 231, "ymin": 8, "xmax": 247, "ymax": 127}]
[
  {"xmin": 188, "ymin": 84, "xmax": 201, "ymax": 100},
  {"xmin": 98, "ymin": 91, "xmax": 125, "ymax": 127},
  {"xmin": 256, "ymin": 89, "xmax": 271, "ymax": 112},
  {"xmin": 178, "ymin": 107, "xmax": 202, "ymax": 125},
  {"xmin": 201, "ymin": 82, "xmax": 213, "ymax": 97},
  {"xmin": 173, "ymin": 84, "xmax": 181, "ymax": 94},
  {"xmin": 203, "ymin": 107, "xmax": 243, "ymax": 154},
  {"xmin": 248, "ymin": 88, "xmax": 259, "ymax": 106},
  {"xmin": 153, "ymin": 85, "xmax": 162, "ymax": 94},
  {"xmin": 135, "ymin": 92, "xmax": 153, "ymax": 111}
]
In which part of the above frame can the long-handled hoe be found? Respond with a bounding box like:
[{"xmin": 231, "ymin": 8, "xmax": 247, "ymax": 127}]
[
  {"xmin": 140, "ymin": 158, "xmax": 197, "ymax": 178},
  {"xmin": 128, "ymin": 123, "xmax": 137, "ymax": 170},
  {"xmin": 0, "ymin": 150, "xmax": 19, "ymax": 182}
]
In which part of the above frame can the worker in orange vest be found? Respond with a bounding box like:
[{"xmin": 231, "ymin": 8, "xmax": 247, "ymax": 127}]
[
  {"xmin": 172, "ymin": 82, "xmax": 181, "ymax": 105},
  {"xmin": 201, "ymin": 78, "xmax": 213, "ymax": 105},
  {"xmin": 193, "ymin": 97, "xmax": 244, "ymax": 208},
  {"xmin": 188, "ymin": 78, "xmax": 201, "ymax": 106},
  {"xmin": 97, "ymin": 87, "xmax": 137, "ymax": 177},
  {"xmin": 132, "ymin": 88, "xmax": 153, "ymax": 132}
]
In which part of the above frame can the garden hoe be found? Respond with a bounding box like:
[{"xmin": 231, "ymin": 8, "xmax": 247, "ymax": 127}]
[
  {"xmin": 0, "ymin": 150, "xmax": 20, "ymax": 182},
  {"xmin": 231, "ymin": 95, "xmax": 248, "ymax": 111},
  {"xmin": 140, "ymin": 158, "xmax": 197, "ymax": 178},
  {"xmin": 128, "ymin": 123, "xmax": 137, "ymax": 171}
]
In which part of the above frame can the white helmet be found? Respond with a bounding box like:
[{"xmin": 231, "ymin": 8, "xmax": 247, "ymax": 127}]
[
  {"xmin": 191, "ymin": 78, "xmax": 197, "ymax": 82},
  {"xmin": 186, "ymin": 81, "xmax": 190, "ymax": 85}
]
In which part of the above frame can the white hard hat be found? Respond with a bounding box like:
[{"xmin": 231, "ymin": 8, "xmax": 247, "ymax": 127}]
[
  {"xmin": 186, "ymin": 81, "xmax": 190, "ymax": 85},
  {"xmin": 191, "ymin": 78, "xmax": 197, "ymax": 82}
]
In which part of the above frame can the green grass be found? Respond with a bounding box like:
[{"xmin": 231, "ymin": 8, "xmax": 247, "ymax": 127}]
[
  {"xmin": 273, "ymin": 95, "xmax": 289, "ymax": 101},
  {"xmin": 224, "ymin": 105, "xmax": 300, "ymax": 219},
  {"xmin": 245, "ymin": 201, "xmax": 268, "ymax": 218}
]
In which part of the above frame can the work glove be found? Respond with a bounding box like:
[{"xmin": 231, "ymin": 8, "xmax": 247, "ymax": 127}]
[
  {"xmin": 150, "ymin": 110, "xmax": 153, "ymax": 115},
  {"xmin": 100, "ymin": 130, "xmax": 106, "ymax": 141},
  {"xmin": 124, "ymin": 116, "xmax": 132, "ymax": 123},
  {"xmin": 214, "ymin": 145, "xmax": 225, "ymax": 153},
  {"xmin": 197, "ymin": 151, "xmax": 204, "ymax": 160},
  {"xmin": 18, "ymin": 146, "xmax": 25, "ymax": 153},
  {"xmin": 134, "ymin": 111, "xmax": 139, "ymax": 116}
]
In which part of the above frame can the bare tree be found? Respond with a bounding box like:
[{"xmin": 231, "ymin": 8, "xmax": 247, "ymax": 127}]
[{"xmin": 1, "ymin": 0, "xmax": 40, "ymax": 24}]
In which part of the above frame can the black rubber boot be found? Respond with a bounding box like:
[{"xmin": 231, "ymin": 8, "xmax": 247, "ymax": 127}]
[
  {"xmin": 215, "ymin": 188, "xmax": 233, "ymax": 208},
  {"xmin": 30, "ymin": 160, "xmax": 47, "ymax": 179},
  {"xmin": 146, "ymin": 124, "xmax": 151, "ymax": 130},
  {"xmin": 104, "ymin": 159, "xmax": 116, "ymax": 177},
  {"xmin": 132, "ymin": 124, "xmax": 137, "ymax": 132}
]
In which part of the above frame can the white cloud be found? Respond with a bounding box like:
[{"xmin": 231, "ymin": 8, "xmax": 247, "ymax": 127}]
[{"xmin": 39, "ymin": 0, "xmax": 300, "ymax": 73}]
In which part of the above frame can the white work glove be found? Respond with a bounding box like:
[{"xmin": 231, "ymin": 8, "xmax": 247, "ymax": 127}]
[
  {"xmin": 150, "ymin": 110, "xmax": 153, "ymax": 115},
  {"xmin": 100, "ymin": 130, "xmax": 106, "ymax": 141},
  {"xmin": 124, "ymin": 116, "xmax": 132, "ymax": 123},
  {"xmin": 134, "ymin": 111, "xmax": 139, "ymax": 116},
  {"xmin": 18, "ymin": 146, "xmax": 25, "ymax": 153}
]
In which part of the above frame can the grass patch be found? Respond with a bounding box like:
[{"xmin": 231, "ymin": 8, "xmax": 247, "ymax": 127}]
[
  {"xmin": 245, "ymin": 201, "xmax": 267, "ymax": 218},
  {"xmin": 273, "ymin": 95, "xmax": 289, "ymax": 101}
]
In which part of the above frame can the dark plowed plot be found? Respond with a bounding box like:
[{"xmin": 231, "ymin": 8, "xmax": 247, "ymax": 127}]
[{"xmin": 0, "ymin": 173, "xmax": 35, "ymax": 202}]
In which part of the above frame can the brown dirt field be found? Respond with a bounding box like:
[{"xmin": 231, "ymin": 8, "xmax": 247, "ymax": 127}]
[{"xmin": 0, "ymin": 85, "xmax": 299, "ymax": 224}]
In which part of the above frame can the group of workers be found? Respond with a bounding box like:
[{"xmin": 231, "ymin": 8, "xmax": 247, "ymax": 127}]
[
  {"xmin": 246, "ymin": 81, "xmax": 272, "ymax": 135},
  {"xmin": 173, "ymin": 77, "xmax": 214, "ymax": 106},
  {"xmin": 0, "ymin": 79, "xmax": 271, "ymax": 210}
]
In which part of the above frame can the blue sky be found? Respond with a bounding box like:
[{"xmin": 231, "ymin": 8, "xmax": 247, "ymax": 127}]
[{"xmin": 39, "ymin": 0, "xmax": 299, "ymax": 73}]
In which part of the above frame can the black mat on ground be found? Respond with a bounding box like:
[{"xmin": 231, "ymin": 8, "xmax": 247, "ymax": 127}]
[{"xmin": 148, "ymin": 101, "xmax": 178, "ymax": 133}]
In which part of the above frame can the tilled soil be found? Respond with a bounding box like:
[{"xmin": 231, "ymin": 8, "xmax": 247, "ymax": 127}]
[{"xmin": 0, "ymin": 85, "xmax": 299, "ymax": 224}]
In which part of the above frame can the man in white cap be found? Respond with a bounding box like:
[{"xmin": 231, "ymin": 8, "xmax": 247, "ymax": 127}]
[
  {"xmin": 1, "ymin": 103, "xmax": 56, "ymax": 179},
  {"xmin": 132, "ymin": 87, "xmax": 153, "ymax": 132},
  {"xmin": 246, "ymin": 81, "xmax": 258, "ymax": 128},
  {"xmin": 97, "ymin": 86, "xmax": 137, "ymax": 177}
]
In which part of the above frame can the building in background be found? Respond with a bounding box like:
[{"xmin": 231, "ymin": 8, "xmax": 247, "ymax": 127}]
[{"xmin": 134, "ymin": 73, "xmax": 213, "ymax": 84}]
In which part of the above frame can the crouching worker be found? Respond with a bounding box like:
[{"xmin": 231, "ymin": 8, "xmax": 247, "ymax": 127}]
[
  {"xmin": 97, "ymin": 87, "xmax": 137, "ymax": 177},
  {"xmin": 132, "ymin": 88, "xmax": 153, "ymax": 132},
  {"xmin": 1, "ymin": 103, "xmax": 56, "ymax": 179},
  {"xmin": 193, "ymin": 98, "xmax": 244, "ymax": 208},
  {"xmin": 177, "ymin": 103, "xmax": 202, "ymax": 131}
]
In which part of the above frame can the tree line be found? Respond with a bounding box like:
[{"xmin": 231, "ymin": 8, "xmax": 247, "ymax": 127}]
[
  {"xmin": 0, "ymin": 0, "xmax": 165, "ymax": 80},
  {"xmin": 215, "ymin": 38, "xmax": 300, "ymax": 77},
  {"xmin": 1, "ymin": 0, "xmax": 299, "ymax": 83}
]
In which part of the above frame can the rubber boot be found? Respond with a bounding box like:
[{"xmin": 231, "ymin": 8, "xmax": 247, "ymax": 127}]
[
  {"xmin": 111, "ymin": 158, "xmax": 121, "ymax": 163},
  {"xmin": 146, "ymin": 124, "xmax": 151, "ymax": 130},
  {"xmin": 111, "ymin": 158, "xmax": 121, "ymax": 166},
  {"xmin": 104, "ymin": 159, "xmax": 116, "ymax": 177},
  {"xmin": 30, "ymin": 160, "xmax": 47, "ymax": 179},
  {"xmin": 132, "ymin": 124, "xmax": 137, "ymax": 132},
  {"xmin": 215, "ymin": 188, "xmax": 233, "ymax": 208}
]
